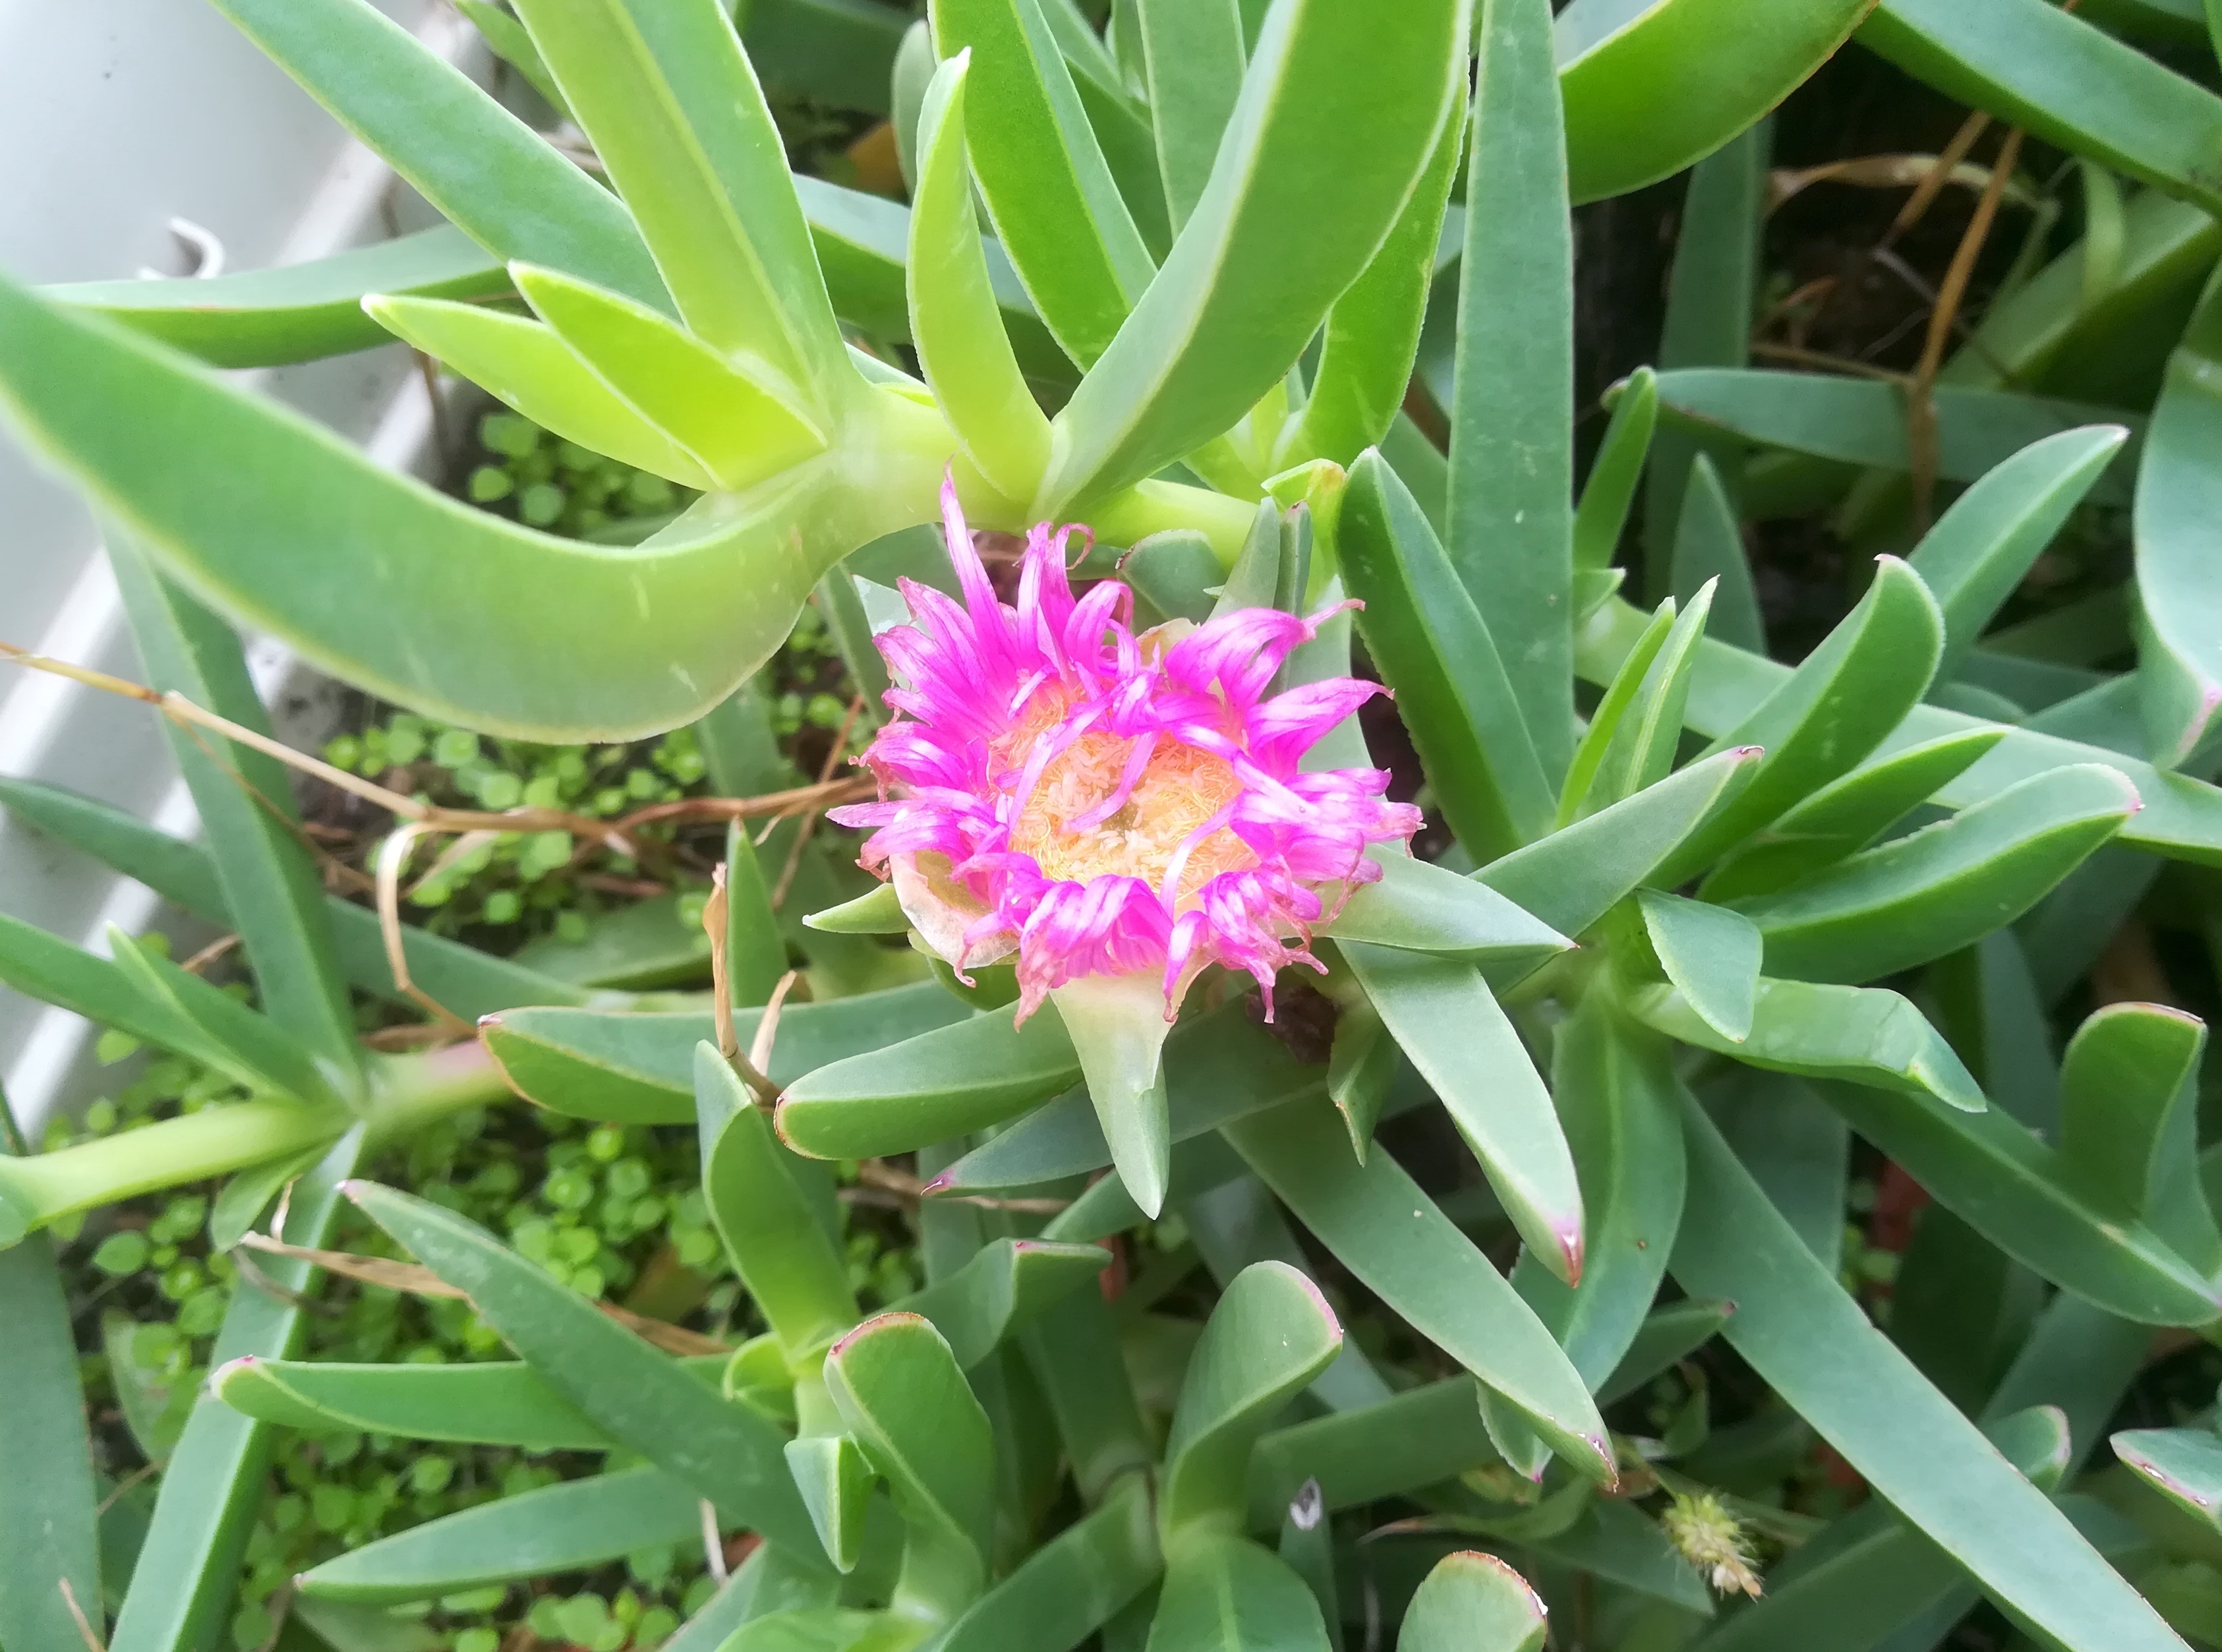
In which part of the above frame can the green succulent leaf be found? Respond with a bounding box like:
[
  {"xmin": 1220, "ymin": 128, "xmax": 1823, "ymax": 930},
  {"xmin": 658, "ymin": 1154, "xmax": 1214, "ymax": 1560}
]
[
  {"xmin": 823, "ymin": 1314, "xmax": 996, "ymax": 1622},
  {"xmin": 108, "ymin": 541, "xmax": 360, "ymax": 1075},
  {"xmin": 1397, "ymin": 1551, "xmax": 1548, "ymax": 1652},
  {"xmin": 1583, "ymin": 580, "xmax": 1720, "ymax": 817},
  {"xmin": 1651, "ymin": 556, "xmax": 1946, "ymax": 887},
  {"xmin": 909, "ymin": 51, "xmax": 1055, "ymax": 502},
  {"xmin": 1555, "ymin": 595, "xmax": 1670, "ymax": 827},
  {"xmin": 206, "ymin": 0, "xmax": 664, "ymax": 306},
  {"xmin": 807, "ymin": 177, "xmax": 1074, "ymax": 385},
  {"xmin": 2113, "ymin": 1426, "xmax": 2222, "ymax": 1536},
  {"xmin": 1862, "ymin": 0, "xmax": 2222, "ymax": 214},
  {"xmin": 1068, "ymin": 33, "xmax": 1174, "ymax": 266},
  {"xmin": 366, "ymin": 293, "xmax": 719, "ymax": 487},
  {"xmin": 1145, "ymin": 1533, "xmax": 1331, "ymax": 1652},
  {"xmin": 939, "ymin": 1475, "xmax": 1159, "ymax": 1652},
  {"xmin": 2060, "ymin": 1002, "xmax": 2222, "ymax": 1273},
  {"xmin": 510, "ymin": 0, "xmax": 845, "ymax": 396},
  {"xmin": 208, "ymin": 1146, "xmax": 330, "ymax": 1254},
  {"xmin": 1556, "ymin": 0, "xmax": 1871, "ymax": 204},
  {"xmin": 1666, "ymin": 459, "xmax": 1763, "ymax": 653},
  {"xmin": 1340, "ymin": 449, "xmax": 1554, "ymax": 860},
  {"xmin": 1043, "ymin": 0, "xmax": 1464, "ymax": 511},
  {"xmin": 894, "ymin": 1237, "xmax": 1111, "ymax": 1369},
  {"xmin": 0, "ymin": 266, "xmax": 952, "ymax": 740},
  {"xmin": 48, "ymin": 225, "xmax": 511, "ymax": 367},
  {"xmin": 1279, "ymin": 101, "xmax": 1465, "ymax": 470},
  {"xmin": 1324, "ymin": 851, "xmax": 1571, "ymax": 968},
  {"xmin": 1580, "ymin": 591, "xmax": 2222, "ymax": 866},
  {"xmin": 342, "ymin": 1181, "xmax": 827, "ymax": 1562},
  {"xmin": 1728, "ymin": 764, "xmax": 2138, "ymax": 984},
  {"xmin": 697, "ymin": 1046, "xmax": 860, "ymax": 1364},
  {"xmin": 0, "ymin": 1206, "xmax": 99, "ymax": 1652},
  {"xmin": 1629, "ymin": 976, "xmax": 1983, "ymax": 1111},
  {"xmin": 1339, "ymin": 942, "xmax": 1584, "ymax": 1284},
  {"xmin": 784, "ymin": 1435, "xmax": 876, "ymax": 1577},
  {"xmin": 1325, "ymin": 999, "xmax": 1399, "ymax": 1162},
  {"xmin": 1135, "ymin": 0, "xmax": 1245, "ymax": 235},
  {"xmin": 1453, "ymin": 0, "xmax": 1574, "ymax": 779},
  {"xmin": 511, "ymin": 262, "xmax": 830, "ymax": 492},
  {"xmin": 212, "ymin": 1351, "xmax": 692, "ymax": 1451},
  {"xmin": 1511, "ymin": 989, "xmax": 1686, "ymax": 1390},
  {"xmin": 720, "ymin": 824, "xmax": 790, "ymax": 1011},
  {"xmin": 2136, "ymin": 269, "xmax": 2222, "ymax": 769},
  {"xmin": 925, "ymin": 1003, "xmax": 1320, "ymax": 1195},
  {"xmin": 1225, "ymin": 1098, "xmax": 1614, "ymax": 1483},
  {"xmin": 776, "ymin": 1005, "xmax": 1082, "ymax": 1161},
  {"xmin": 1808, "ymin": 1071, "xmax": 2222, "ymax": 1326},
  {"xmin": 1671, "ymin": 1090, "xmax": 2190, "ymax": 1651},
  {"xmin": 931, "ymin": 0, "xmax": 1155, "ymax": 367},
  {"xmin": 1050, "ymin": 971, "xmax": 1177, "ymax": 1221},
  {"xmin": 110, "ymin": 1136, "xmax": 362, "ymax": 1652},
  {"xmin": 1695, "ymin": 728, "xmax": 2006, "ymax": 903},
  {"xmin": 295, "ymin": 1467, "xmax": 706, "ymax": 1605},
  {"xmin": 1573, "ymin": 365, "xmax": 1658, "ymax": 579},
  {"xmin": 1689, "ymin": 1411, "xmax": 2086, "ymax": 1651},
  {"xmin": 1160, "ymin": 1261, "xmax": 1344, "ymax": 1539},
  {"xmin": 480, "ymin": 984, "xmax": 967, "ymax": 1124},
  {"xmin": 1650, "ymin": 369, "xmax": 2140, "ymax": 502},
  {"xmin": 1019, "ymin": 1285, "xmax": 1157, "ymax": 1508},
  {"xmin": 1644, "ymin": 127, "xmax": 1765, "ymax": 589},
  {"xmin": 1480, "ymin": 746, "xmax": 1761, "ymax": 939},
  {"xmin": 1633, "ymin": 891, "xmax": 1761, "ymax": 1045},
  {"xmin": 804, "ymin": 883, "xmax": 909, "ymax": 936},
  {"xmin": 1248, "ymin": 1378, "xmax": 1500, "ymax": 1530},
  {"xmin": 1907, "ymin": 424, "xmax": 2128, "ymax": 682},
  {"xmin": 0, "ymin": 911, "xmax": 318, "ymax": 1106}
]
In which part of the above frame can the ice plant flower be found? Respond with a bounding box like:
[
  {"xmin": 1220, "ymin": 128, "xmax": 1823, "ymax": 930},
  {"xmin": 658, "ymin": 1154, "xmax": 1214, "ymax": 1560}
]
[
  {"xmin": 829, "ymin": 479, "xmax": 1420, "ymax": 1213},
  {"xmin": 833, "ymin": 477, "xmax": 1420, "ymax": 1018}
]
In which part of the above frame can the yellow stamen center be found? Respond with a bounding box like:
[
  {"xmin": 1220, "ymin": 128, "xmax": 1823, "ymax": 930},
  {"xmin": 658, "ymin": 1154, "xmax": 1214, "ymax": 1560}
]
[{"xmin": 1009, "ymin": 722, "xmax": 1254, "ymax": 904}]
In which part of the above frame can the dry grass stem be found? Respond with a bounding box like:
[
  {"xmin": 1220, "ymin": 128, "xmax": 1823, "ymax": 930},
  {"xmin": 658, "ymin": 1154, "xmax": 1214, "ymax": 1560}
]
[{"xmin": 235, "ymin": 1234, "xmax": 728, "ymax": 1355}]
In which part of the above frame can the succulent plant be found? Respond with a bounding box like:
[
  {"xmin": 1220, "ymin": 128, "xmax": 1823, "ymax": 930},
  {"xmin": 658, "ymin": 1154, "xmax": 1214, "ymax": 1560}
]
[{"xmin": 8, "ymin": 0, "xmax": 2222, "ymax": 1648}]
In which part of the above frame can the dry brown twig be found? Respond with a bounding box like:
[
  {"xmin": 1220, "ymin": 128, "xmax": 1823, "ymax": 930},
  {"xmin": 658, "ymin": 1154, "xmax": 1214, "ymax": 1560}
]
[
  {"xmin": 58, "ymin": 1579, "xmax": 105, "ymax": 1652},
  {"xmin": 1906, "ymin": 125, "xmax": 2027, "ymax": 530},
  {"xmin": 178, "ymin": 933, "xmax": 242, "ymax": 977},
  {"xmin": 0, "ymin": 641, "xmax": 872, "ymax": 1031},
  {"xmin": 1885, "ymin": 111, "xmax": 1993, "ymax": 247},
  {"xmin": 700, "ymin": 867, "xmax": 784, "ymax": 1107},
  {"xmin": 235, "ymin": 1233, "xmax": 729, "ymax": 1357},
  {"xmin": 375, "ymin": 823, "xmax": 475, "ymax": 1035},
  {"xmin": 851, "ymin": 1158, "xmax": 1070, "ymax": 1216},
  {"xmin": 0, "ymin": 639, "xmax": 869, "ymax": 841},
  {"xmin": 772, "ymin": 690, "xmax": 869, "ymax": 911},
  {"xmin": 1769, "ymin": 148, "xmax": 2033, "ymax": 217}
]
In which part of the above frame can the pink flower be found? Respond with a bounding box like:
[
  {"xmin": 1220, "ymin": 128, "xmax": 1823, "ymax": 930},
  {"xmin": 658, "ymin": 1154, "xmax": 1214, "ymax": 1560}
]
[{"xmin": 829, "ymin": 477, "xmax": 1424, "ymax": 1022}]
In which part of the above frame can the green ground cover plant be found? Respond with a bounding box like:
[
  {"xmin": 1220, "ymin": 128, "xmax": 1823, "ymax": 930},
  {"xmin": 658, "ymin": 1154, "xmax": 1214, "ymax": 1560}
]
[{"xmin": 13, "ymin": 0, "xmax": 2222, "ymax": 1648}]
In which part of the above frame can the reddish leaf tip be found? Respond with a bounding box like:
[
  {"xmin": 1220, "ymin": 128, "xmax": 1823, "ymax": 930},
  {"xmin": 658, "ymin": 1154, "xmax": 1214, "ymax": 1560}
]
[
  {"xmin": 1558, "ymin": 1228, "xmax": 1585, "ymax": 1287},
  {"xmin": 827, "ymin": 1309, "xmax": 931, "ymax": 1361}
]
